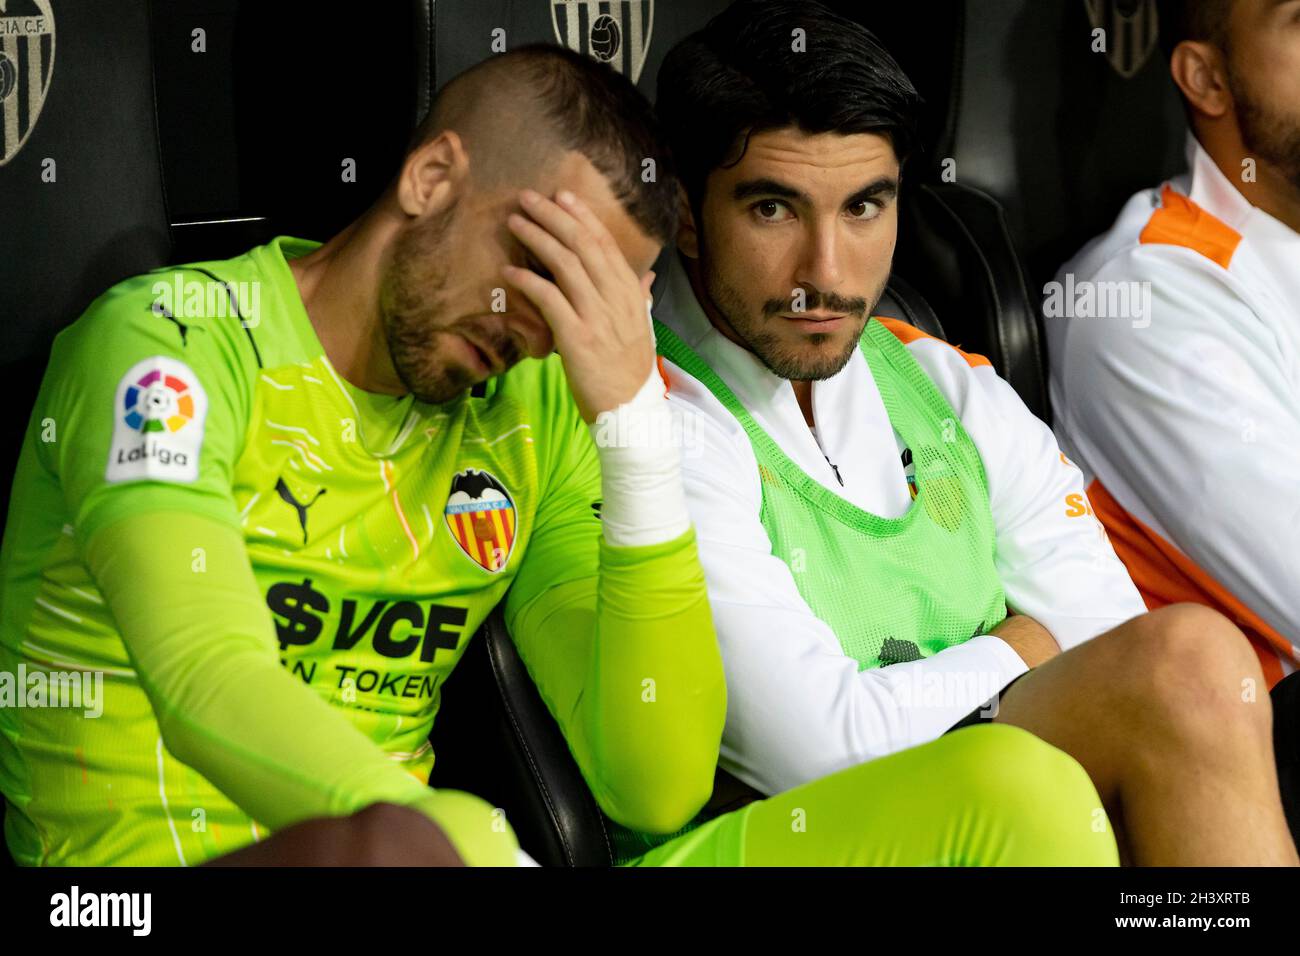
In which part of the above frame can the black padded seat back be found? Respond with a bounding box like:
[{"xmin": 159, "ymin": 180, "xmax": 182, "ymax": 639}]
[
  {"xmin": 228, "ymin": 2, "xmax": 420, "ymax": 244},
  {"xmin": 893, "ymin": 181, "xmax": 1048, "ymax": 420},
  {"xmin": 950, "ymin": 0, "xmax": 1186, "ymax": 290},
  {"xmin": 868, "ymin": 2, "xmax": 1051, "ymax": 419},
  {"xmin": 418, "ymin": 0, "xmax": 737, "ymax": 105},
  {"xmin": 0, "ymin": 0, "xmax": 171, "ymax": 535},
  {"xmin": 876, "ymin": 274, "xmax": 947, "ymax": 342},
  {"xmin": 429, "ymin": 608, "xmax": 616, "ymax": 866}
]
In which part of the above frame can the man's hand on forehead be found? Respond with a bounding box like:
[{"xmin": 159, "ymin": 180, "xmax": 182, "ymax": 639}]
[{"xmin": 501, "ymin": 188, "xmax": 658, "ymax": 423}]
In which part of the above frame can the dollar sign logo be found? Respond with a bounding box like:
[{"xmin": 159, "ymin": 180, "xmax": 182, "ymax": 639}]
[{"xmin": 266, "ymin": 578, "xmax": 329, "ymax": 651}]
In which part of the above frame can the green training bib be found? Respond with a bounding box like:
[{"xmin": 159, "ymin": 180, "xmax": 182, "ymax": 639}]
[{"xmin": 655, "ymin": 318, "xmax": 1007, "ymax": 670}]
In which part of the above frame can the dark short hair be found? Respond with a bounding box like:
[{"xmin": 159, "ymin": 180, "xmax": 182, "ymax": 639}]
[
  {"xmin": 656, "ymin": 0, "xmax": 921, "ymax": 210},
  {"xmin": 417, "ymin": 44, "xmax": 678, "ymax": 245},
  {"xmin": 1156, "ymin": 0, "xmax": 1233, "ymax": 61}
]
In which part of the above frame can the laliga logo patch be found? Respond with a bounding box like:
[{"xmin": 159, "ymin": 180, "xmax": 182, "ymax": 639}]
[
  {"xmin": 444, "ymin": 468, "xmax": 516, "ymax": 573},
  {"xmin": 106, "ymin": 356, "xmax": 208, "ymax": 484}
]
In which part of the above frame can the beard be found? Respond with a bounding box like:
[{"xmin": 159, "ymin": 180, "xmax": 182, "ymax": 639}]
[
  {"xmin": 379, "ymin": 199, "xmax": 524, "ymax": 405},
  {"xmin": 1230, "ymin": 67, "xmax": 1300, "ymax": 194},
  {"xmin": 698, "ymin": 246, "xmax": 884, "ymax": 382}
]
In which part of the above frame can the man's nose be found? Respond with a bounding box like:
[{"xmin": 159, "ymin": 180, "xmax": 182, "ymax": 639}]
[{"xmin": 794, "ymin": 220, "xmax": 844, "ymax": 295}]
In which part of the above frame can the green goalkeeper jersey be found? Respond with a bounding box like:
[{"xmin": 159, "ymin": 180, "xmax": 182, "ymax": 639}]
[{"xmin": 0, "ymin": 236, "xmax": 723, "ymax": 865}]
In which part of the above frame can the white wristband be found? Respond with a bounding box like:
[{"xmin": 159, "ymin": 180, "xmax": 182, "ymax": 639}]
[{"xmin": 587, "ymin": 363, "xmax": 691, "ymax": 548}]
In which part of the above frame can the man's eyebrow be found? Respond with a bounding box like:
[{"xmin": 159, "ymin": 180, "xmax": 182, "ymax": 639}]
[
  {"xmin": 732, "ymin": 178, "xmax": 808, "ymax": 203},
  {"xmin": 844, "ymin": 178, "xmax": 899, "ymax": 206},
  {"xmin": 731, "ymin": 176, "xmax": 899, "ymax": 206}
]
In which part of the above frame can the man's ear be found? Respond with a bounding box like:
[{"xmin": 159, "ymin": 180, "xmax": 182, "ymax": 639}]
[
  {"xmin": 675, "ymin": 183, "xmax": 701, "ymax": 260},
  {"xmin": 396, "ymin": 130, "xmax": 467, "ymax": 217},
  {"xmin": 1170, "ymin": 40, "xmax": 1232, "ymax": 120}
]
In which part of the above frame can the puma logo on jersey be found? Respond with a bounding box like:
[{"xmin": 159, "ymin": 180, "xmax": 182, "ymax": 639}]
[{"xmin": 276, "ymin": 476, "xmax": 327, "ymax": 544}]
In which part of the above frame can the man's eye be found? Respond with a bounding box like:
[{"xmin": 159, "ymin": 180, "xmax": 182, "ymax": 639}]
[
  {"xmin": 753, "ymin": 200, "xmax": 793, "ymax": 223},
  {"xmin": 846, "ymin": 200, "xmax": 882, "ymax": 221}
]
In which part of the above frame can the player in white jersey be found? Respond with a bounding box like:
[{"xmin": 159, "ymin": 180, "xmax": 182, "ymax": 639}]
[
  {"xmin": 651, "ymin": 0, "xmax": 1298, "ymax": 864},
  {"xmin": 1046, "ymin": 0, "xmax": 1300, "ymax": 840}
]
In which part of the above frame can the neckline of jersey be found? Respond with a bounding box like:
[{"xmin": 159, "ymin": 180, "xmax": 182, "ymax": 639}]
[{"xmin": 261, "ymin": 235, "xmax": 431, "ymax": 457}]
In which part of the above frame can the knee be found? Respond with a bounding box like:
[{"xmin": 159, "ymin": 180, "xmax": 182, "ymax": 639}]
[
  {"xmin": 347, "ymin": 802, "xmax": 457, "ymax": 866},
  {"xmin": 1128, "ymin": 604, "xmax": 1258, "ymax": 676},
  {"xmin": 942, "ymin": 725, "xmax": 1117, "ymax": 866},
  {"xmin": 283, "ymin": 804, "xmax": 414, "ymax": 866},
  {"xmin": 1122, "ymin": 604, "xmax": 1268, "ymax": 729}
]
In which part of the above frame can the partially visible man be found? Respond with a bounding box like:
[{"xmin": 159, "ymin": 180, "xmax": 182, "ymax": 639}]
[
  {"xmin": 1046, "ymin": 0, "xmax": 1300, "ymax": 837},
  {"xmin": 1049, "ymin": 0, "xmax": 1300, "ymax": 685},
  {"xmin": 652, "ymin": 0, "xmax": 1297, "ymax": 864}
]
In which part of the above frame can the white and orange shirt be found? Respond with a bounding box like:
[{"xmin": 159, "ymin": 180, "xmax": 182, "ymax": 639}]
[
  {"xmin": 1048, "ymin": 132, "xmax": 1300, "ymax": 687},
  {"xmin": 655, "ymin": 252, "xmax": 1145, "ymax": 796}
]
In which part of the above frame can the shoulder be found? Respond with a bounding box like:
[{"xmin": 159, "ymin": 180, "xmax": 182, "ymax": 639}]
[
  {"xmin": 49, "ymin": 267, "xmax": 263, "ymax": 395},
  {"xmin": 873, "ymin": 316, "xmax": 992, "ymax": 370},
  {"xmin": 870, "ymin": 316, "xmax": 1023, "ymax": 425},
  {"xmin": 1061, "ymin": 184, "xmax": 1250, "ymax": 308},
  {"xmin": 1137, "ymin": 184, "xmax": 1244, "ymax": 271},
  {"xmin": 1053, "ymin": 234, "xmax": 1268, "ymax": 375}
]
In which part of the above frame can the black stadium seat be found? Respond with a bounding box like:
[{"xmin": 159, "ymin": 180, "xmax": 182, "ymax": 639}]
[
  {"xmin": 0, "ymin": 0, "xmax": 172, "ymax": 530},
  {"xmin": 950, "ymin": 0, "xmax": 1186, "ymax": 291},
  {"xmin": 881, "ymin": 1, "xmax": 1051, "ymax": 421},
  {"xmin": 944, "ymin": 0, "xmax": 1189, "ymax": 425},
  {"xmin": 430, "ymin": 607, "xmax": 621, "ymax": 866}
]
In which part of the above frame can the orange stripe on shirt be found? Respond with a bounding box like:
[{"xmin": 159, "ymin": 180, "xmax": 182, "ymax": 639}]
[
  {"xmin": 655, "ymin": 355, "xmax": 671, "ymax": 396},
  {"xmin": 874, "ymin": 316, "xmax": 993, "ymax": 369},
  {"xmin": 1138, "ymin": 184, "xmax": 1243, "ymax": 270},
  {"xmin": 1087, "ymin": 478, "xmax": 1290, "ymax": 687}
]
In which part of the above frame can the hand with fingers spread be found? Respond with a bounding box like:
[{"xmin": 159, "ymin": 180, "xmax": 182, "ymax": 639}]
[{"xmin": 502, "ymin": 188, "xmax": 657, "ymax": 423}]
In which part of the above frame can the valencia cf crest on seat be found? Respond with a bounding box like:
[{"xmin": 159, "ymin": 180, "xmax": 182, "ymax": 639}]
[
  {"xmin": 0, "ymin": 0, "xmax": 55, "ymax": 167},
  {"xmin": 551, "ymin": 0, "xmax": 653, "ymax": 84},
  {"xmin": 444, "ymin": 468, "xmax": 516, "ymax": 573},
  {"xmin": 1086, "ymin": 0, "xmax": 1159, "ymax": 80}
]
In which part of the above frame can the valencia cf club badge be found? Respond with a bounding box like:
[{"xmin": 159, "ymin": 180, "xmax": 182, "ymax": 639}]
[
  {"xmin": 444, "ymin": 468, "xmax": 516, "ymax": 573},
  {"xmin": 0, "ymin": 0, "xmax": 56, "ymax": 167},
  {"xmin": 551, "ymin": 0, "xmax": 653, "ymax": 84},
  {"xmin": 1085, "ymin": 0, "xmax": 1159, "ymax": 80}
]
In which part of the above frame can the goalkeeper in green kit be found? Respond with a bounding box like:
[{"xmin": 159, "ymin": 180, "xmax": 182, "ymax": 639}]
[{"xmin": 0, "ymin": 45, "xmax": 1114, "ymax": 867}]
